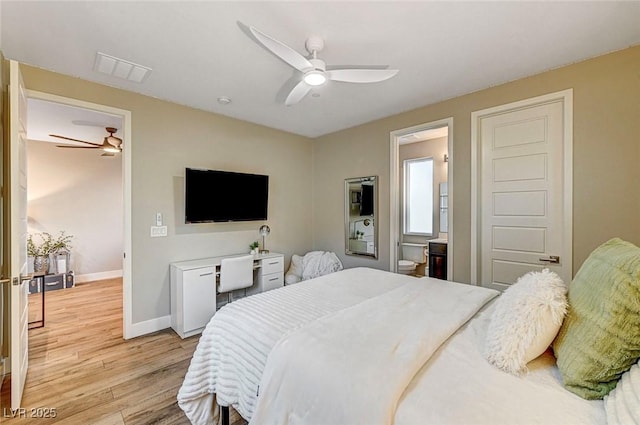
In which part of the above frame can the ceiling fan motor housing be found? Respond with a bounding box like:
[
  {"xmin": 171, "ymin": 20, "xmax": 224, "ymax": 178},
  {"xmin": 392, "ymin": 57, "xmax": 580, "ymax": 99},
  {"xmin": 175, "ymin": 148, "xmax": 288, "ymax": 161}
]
[{"xmin": 305, "ymin": 35, "xmax": 324, "ymax": 54}]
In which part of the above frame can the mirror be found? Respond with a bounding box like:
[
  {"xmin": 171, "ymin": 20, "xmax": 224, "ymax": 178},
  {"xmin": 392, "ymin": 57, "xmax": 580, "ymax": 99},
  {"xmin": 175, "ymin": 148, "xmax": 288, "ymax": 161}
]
[{"xmin": 345, "ymin": 176, "xmax": 378, "ymax": 258}]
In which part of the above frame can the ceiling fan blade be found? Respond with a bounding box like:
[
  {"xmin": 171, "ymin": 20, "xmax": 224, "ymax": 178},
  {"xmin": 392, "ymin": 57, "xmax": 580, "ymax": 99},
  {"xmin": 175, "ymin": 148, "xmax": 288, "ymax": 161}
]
[
  {"xmin": 327, "ymin": 68, "xmax": 399, "ymax": 83},
  {"xmin": 249, "ymin": 26, "xmax": 313, "ymax": 72},
  {"xmin": 285, "ymin": 81, "xmax": 312, "ymax": 106},
  {"xmin": 56, "ymin": 145, "xmax": 101, "ymax": 149},
  {"xmin": 50, "ymin": 134, "xmax": 103, "ymax": 147}
]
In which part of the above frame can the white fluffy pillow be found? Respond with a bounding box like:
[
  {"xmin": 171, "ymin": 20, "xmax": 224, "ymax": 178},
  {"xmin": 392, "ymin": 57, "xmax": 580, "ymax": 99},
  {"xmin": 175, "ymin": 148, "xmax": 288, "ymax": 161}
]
[
  {"xmin": 484, "ymin": 268, "xmax": 568, "ymax": 375},
  {"xmin": 605, "ymin": 360, "xmax": 640, "ymax": 425},
  {"xmin": 284, "ymin": 254, "xmax": 303, "ymax": 285}
]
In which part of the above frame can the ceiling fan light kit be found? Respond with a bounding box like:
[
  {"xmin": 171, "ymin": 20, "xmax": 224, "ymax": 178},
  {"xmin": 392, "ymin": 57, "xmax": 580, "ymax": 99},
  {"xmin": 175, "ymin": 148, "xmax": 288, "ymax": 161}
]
[
  {"xmin": 248, "ymin": 25, "xmax": 399, "ymax": 106},
  {"xmin": 303, "ymin": 70, "xmax": 327, "ymax": 86}
]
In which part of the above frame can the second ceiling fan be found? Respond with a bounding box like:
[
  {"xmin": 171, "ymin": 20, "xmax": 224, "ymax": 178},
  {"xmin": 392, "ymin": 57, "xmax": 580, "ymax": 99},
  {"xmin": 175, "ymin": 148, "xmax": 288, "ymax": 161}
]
[
  {"xmin": 52, "ymin": 127, "xmax": 123, "ymax": 156},
  {"xmin": 248, "ymin": 26, "xmax": 400, "ymax": 106}
]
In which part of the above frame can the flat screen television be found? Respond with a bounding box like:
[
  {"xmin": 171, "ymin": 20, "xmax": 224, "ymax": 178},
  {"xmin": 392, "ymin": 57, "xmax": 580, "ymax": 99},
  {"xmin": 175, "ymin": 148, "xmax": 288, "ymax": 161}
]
[
  {"xmin": 185, "ymin": 168, "xmax": 269, "ymax": 223},
  {"xmin": 360, "ymin": 184, "xmax": 374, "ymax": 216}
]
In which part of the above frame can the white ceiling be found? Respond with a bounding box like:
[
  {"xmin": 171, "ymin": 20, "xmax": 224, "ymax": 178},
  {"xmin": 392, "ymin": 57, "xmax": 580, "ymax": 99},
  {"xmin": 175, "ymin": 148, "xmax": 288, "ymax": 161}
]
[
  {"xmin": 2, "ymin": 1, "xmax": 639, "ymax": 139},
  {"xmin": 27, "ymin": 98, "xmax": 123, "ymax": 147}
]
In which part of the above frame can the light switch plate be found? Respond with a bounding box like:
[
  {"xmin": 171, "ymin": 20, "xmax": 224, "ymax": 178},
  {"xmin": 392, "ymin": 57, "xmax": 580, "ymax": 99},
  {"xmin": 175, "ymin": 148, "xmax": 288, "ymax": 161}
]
[{"xmin": 150, "ymin": 226, "xmax": 168, "ymax": 237}]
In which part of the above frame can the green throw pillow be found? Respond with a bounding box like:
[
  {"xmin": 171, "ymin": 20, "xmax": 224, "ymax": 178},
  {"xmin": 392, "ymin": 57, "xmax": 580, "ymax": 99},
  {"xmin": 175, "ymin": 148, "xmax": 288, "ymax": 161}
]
[{"xmin": 553, "ymin": 238, "xmax": 640, "ymax": 399}]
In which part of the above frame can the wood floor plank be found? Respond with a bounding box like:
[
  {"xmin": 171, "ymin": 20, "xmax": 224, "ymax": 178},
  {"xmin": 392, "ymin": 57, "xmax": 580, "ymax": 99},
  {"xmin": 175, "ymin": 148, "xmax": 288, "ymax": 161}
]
[
  {"xmin": 120, "ymin": 386, "xmax": 190, "ymax": 425},
  {"xmin": 86, "ymin": 412, "xmax": 126, "ymax": 425},
  {"xmin": 111, "ymin": 358, "xmax": 191, "ymax": 400}
]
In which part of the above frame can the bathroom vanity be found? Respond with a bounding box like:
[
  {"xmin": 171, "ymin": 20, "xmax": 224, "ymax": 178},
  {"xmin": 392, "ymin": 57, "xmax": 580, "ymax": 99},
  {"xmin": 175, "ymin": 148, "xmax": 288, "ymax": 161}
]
[{"xmin": 428, "ymin": 239, "xmax": 448, "ymax": 280}]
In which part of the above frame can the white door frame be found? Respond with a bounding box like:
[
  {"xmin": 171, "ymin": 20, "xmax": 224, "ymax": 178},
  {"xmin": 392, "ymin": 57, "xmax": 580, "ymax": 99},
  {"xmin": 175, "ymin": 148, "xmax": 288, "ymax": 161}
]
[
  {"xmin": 389, "ymin": 117, "xmax": 454, "ymax": 277},
  {"xmin": 26, "ymin": 90, "xmax": 134, "ymax": 338},
  {"xmin": 470, "ymin": 89, "xmax": 573, "ymax": 285}
]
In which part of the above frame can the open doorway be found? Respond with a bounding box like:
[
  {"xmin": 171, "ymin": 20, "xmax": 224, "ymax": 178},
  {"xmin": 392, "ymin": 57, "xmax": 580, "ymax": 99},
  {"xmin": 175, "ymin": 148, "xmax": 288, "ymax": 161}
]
[
  {"xmin": 25, "ymin": 97, "xmax": 124, "ymax": 330},
  {"xmin": 22, "ymin": 90, "xmax": 132, "ymax": 344},
  {"xmin": 1, "ymin": 90, "xmax": 132, "ymax": 407},
  {"xmin": 390, "ymin": 118, "xmax": 453, "ymax": 279}
]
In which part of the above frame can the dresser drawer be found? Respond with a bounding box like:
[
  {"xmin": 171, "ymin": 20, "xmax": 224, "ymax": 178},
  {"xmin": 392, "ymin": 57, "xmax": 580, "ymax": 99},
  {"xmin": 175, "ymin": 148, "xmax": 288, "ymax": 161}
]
[
  {"xmin": 260, "ymin": 273, "xmax": 284, "ymax": 292},
  {"xmin": 261, "ymin": 257, "xmax": 284, "ymax": 275}
]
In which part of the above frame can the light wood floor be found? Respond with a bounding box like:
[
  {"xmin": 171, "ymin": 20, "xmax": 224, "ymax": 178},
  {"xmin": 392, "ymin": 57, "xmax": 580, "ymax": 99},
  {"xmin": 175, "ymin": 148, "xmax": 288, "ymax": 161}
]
[{"xmin": 0, "ymin": 278, "xmax": 245, "ymax": 424}]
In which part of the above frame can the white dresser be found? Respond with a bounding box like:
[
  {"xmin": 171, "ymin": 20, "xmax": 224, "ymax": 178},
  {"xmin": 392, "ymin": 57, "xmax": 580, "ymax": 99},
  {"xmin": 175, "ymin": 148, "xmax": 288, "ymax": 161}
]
[
  {"xmin": 170, "ymin": 252, "xmax": 284, "ymax": 338},
  {"xmin": 247, "ymin": 255, "xmax": 284, "ymax": 296}
]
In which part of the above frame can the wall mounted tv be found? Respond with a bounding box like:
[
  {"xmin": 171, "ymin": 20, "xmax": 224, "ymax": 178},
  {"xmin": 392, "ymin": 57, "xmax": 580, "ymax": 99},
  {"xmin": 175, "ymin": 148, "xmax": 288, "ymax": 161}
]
[{"xmin": 185, "ymin": 168, "xmax": 269, "ymax": 223}]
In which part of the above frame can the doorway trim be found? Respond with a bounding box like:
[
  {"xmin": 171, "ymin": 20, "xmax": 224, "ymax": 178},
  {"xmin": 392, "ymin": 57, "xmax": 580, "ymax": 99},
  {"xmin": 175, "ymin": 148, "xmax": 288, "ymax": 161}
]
[
  {"xmin": 470, "ymin": 89, "xmax": 573, "ymax": 286},
  {"xmin": 26, "ymin": 89, "xmax": 134, "ymax": 338},
  {"xmin": 389, "ymin": 117, "xmax": 454, "ymax": 277}
]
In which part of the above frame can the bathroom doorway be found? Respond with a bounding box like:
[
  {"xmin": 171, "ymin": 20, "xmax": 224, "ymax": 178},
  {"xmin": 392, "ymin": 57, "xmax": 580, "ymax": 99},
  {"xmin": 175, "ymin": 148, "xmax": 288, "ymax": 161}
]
[{"xmin": 389, "ymin": 118, "xmax": 453, "ymax": 278}]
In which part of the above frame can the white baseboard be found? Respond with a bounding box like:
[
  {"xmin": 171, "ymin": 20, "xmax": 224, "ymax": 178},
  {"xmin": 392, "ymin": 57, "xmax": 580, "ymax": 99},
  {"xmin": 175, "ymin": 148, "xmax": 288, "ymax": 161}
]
[
  {"xmin": 127, "ymin": 315, "xmax": 172, "ymax": 339},
  {"xmin": 75, "ymin": 269, "xmax": 123, "ymax": 283}
]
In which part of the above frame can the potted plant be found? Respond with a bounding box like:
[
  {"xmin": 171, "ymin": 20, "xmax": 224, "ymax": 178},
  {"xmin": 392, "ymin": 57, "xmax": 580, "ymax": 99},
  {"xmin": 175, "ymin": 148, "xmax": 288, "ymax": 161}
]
[
  {"xmin": 249, "ymin": 241, "xmax": 260, "ymax": 255},
  {"xmin": 27, "ymin": 231, "xmax": 74, "ymax": 274}
]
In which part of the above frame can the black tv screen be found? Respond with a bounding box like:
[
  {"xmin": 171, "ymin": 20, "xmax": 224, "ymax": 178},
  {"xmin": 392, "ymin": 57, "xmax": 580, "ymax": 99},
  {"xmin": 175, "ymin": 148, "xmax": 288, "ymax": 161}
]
[
  {"xmin": 361, "ymin": 184, "xmax": 374, "ymax": 216},
  {"xmin": 185, "ymin": 168, "xmax": 269, "ymax": 223}
]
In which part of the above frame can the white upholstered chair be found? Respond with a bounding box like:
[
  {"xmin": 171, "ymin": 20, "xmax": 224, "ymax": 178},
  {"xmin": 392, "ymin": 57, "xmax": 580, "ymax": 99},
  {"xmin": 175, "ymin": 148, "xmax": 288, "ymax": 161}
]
[{"xmin": 219, "ymin": 255, "xmax": 254, "ymax": 303}]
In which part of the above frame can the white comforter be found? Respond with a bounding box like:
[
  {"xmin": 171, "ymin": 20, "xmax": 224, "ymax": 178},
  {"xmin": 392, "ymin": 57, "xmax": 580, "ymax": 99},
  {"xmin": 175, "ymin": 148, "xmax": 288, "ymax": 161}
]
[
  {"xmin": 178, "ymin": 267, "xmax": 604, "ymax": 425},
  {"xmin": 395, "ymin": 301, "xmax": 605, "ymax": 425},
  {"xmin": 178, "ymin": 267, "xmax": 439, "ymax": 424},
  {"xmin": 250, "ymin": 277, "xmax": 497, "ymax": 425}
]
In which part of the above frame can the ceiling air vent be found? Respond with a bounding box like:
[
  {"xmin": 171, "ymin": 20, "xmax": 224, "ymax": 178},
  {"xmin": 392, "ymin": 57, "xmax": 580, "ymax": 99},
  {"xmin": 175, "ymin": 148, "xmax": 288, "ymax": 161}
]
[{"xmin": 94, "ymin": 52, "xmax": 151, "ymax": 83}]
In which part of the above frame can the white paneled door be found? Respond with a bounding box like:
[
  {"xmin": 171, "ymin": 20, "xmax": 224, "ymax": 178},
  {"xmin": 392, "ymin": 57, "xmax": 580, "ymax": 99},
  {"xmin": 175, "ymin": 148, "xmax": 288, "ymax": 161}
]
[
  {"xmin": 9, "ymin": 60, "xmax": 30, "ymax": 408},
  {"xmin": 473, "ymin": 91, "xmax": 572, "ymax": 290}
]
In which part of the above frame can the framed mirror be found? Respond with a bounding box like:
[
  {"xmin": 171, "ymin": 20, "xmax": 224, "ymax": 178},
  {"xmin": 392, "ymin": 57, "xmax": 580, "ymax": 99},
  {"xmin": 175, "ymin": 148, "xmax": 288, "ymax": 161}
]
[{"xmin": 345, "ymin": 176, "xmax": 378, "ymax": 258}]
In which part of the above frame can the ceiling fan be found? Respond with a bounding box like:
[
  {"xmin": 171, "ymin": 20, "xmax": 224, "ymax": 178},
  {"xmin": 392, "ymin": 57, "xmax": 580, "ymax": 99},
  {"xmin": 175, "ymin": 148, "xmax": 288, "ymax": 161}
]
[
  {"xmin": 51, "ymin": 127, "xmax": 123, "ymax": 156},
  {"xmin": 248, "ymin": 26, "xmax": 399, "ymax": 106}
]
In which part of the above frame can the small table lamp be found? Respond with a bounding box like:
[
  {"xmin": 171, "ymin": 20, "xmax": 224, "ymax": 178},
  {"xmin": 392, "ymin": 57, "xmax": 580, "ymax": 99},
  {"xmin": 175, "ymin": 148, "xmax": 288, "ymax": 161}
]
[{"xmin": 259, "ymin": 225, "xmax": 270, "ymax": 254}]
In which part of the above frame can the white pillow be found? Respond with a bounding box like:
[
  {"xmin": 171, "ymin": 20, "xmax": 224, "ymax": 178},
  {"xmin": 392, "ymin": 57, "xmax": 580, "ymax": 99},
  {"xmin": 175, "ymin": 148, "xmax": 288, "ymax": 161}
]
[
  {"xmin": 484, "ymin": 268, "xmax": 568, "ymax": 375},
  {"xmin": 284, "ymin": 255, "xmax": 303, "ymax": 285},
  {"xmin": 605, "ymin": 361, "xmax": 640, "ymax": 425}
]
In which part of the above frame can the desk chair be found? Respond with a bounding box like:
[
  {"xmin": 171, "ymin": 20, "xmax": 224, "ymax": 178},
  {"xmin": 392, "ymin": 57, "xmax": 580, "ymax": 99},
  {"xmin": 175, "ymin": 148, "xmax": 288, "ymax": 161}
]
[{"xmin": 219, "ymin": 255, "xmax": 254, "ymax": 303}]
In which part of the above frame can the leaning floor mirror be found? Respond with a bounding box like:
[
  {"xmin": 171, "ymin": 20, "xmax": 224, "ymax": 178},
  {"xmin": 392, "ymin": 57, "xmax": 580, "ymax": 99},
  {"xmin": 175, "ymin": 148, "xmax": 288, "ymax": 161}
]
[{"xmin": 345, "ymin": 176, "xmax": 378, "ymax": 258}]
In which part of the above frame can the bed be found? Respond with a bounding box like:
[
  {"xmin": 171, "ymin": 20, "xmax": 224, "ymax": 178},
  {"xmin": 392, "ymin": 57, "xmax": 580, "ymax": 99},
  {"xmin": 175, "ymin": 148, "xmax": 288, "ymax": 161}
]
[{"xmin": 177, "ymin": 264, "xmax": 617, "ymax": 425}]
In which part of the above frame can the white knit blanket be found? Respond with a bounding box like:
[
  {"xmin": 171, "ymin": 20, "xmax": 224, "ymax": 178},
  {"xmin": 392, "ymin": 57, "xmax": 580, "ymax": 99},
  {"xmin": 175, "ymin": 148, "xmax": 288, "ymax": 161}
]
[
  {"xmin": 301, "ymin": 251, "xmax": 343, "ymax": 280},
  {"xmin": 178, "ymin": 268, "xmax": 419, "ymax": 424},
  {"xmin": 250, "ymin": 278, "xmax": 497, "ymax": 425}
]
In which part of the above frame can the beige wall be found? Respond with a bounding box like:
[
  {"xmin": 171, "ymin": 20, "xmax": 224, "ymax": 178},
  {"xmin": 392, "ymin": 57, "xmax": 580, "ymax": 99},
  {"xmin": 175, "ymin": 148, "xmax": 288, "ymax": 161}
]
[
  {"xmin": 27, "ymin": 140, "xmax": 123, "ymax": 277},
  {"xmin": 313, "ymin": 46, "xmax": 640, "ymax": 283},
  {"xmin": 21, "ymin": 65, "xmax": 314, "ymax": 324}
]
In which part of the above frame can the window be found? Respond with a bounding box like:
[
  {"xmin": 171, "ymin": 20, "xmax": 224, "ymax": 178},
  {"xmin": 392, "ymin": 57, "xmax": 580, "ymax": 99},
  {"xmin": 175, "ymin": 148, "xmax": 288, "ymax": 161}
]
[{"xmin": 404, "ymin": 157, "xmax": 433, "ymax": 235}]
